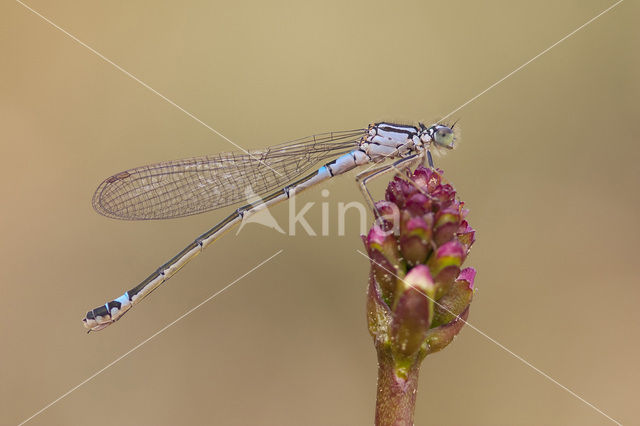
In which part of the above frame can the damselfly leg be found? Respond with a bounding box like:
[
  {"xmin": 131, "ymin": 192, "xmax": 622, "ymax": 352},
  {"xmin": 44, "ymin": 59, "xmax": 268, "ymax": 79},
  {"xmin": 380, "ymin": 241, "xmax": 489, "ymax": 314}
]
[{"xmin": 355, "ymin": 154, "xmax": 424, "ymax": 217}]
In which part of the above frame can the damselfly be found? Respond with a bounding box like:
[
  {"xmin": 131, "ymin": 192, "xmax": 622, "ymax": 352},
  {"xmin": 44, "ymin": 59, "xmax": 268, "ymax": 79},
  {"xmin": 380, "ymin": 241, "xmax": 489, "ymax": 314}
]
[{"xmin": 83, "ymin": 121, "xmax": 458, "ymax": 331}]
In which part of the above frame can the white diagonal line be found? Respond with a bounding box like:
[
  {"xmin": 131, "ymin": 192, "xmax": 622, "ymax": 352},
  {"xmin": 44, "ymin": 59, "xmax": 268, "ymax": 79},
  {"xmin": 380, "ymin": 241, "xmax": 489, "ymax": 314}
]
[
  {"xmin": 17, "ymin": 249, "xmax": 284, "ymax": 426},
  {"xmin": 15, "ymin": 0, "xmax": 283, "ymax": 177},
  {"xmin": 356, "ymin": 249, "xmax": 622, "ymax": 425},
  {"xmin": 357, "ymin": 0, "xmax": 623, "ymax": 177},
  {"xmin": 440, "ymin": 0, "xmax": 624, "ymax": 121}
]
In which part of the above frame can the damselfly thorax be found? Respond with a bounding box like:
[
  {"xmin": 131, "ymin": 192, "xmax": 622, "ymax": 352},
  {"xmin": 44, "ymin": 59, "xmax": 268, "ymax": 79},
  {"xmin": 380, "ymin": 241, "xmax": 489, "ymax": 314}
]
[{"xmin": 83, "ymin": 121, "xmax": 458, "ymax": 331}]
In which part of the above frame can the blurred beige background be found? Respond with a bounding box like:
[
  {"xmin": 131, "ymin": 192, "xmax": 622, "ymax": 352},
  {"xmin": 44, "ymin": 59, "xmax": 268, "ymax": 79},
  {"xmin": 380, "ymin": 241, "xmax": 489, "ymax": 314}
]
[{"xmin": 2, "ymin": 1, "xmax": 638, "ymax": 425}]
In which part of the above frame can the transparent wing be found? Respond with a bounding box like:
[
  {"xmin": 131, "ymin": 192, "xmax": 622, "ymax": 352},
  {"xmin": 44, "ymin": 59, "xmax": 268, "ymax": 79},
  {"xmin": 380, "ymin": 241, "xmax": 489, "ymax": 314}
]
[{"xmin": 92, "ymin": 129, "xmax": 365, "ymax": 220}]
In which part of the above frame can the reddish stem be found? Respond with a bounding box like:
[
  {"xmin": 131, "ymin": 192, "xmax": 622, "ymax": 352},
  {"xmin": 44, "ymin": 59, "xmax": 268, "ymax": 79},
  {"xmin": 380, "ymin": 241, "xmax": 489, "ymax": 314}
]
[{"xmin": 375, "ymin": 348, "xmax": 421, "ymax": 426}]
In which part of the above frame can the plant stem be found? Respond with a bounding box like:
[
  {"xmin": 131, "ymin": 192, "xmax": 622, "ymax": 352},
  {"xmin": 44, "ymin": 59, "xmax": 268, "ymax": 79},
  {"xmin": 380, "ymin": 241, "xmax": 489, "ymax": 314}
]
[{"xmin": 375, "ymin": 348, "xmax": 421, "ymax": 426}]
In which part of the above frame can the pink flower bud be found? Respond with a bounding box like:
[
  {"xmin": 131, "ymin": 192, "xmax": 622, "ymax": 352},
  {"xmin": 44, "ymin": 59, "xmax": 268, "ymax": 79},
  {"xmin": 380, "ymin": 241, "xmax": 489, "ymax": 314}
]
[
  {"xmin": 390, "ymin": 266, "xmax": 436, "ymax": 356},
  {"xmin": 364, "ymin": 166, "xmax": 476, "ymax": 362}
]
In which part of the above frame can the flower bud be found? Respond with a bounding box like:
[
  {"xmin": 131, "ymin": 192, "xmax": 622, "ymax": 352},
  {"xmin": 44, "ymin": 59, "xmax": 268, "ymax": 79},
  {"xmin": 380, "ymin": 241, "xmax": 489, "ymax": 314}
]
[
  {"xmin": 390, "ymin": 265, "xmax": 436, "ymax": 357},
  {"xmin": 412, "ymin": 166, "xmax": 441, "ymax": 192},
  {"xmin": 424, "ymin": 306, "xmax": 469, "ymax": 355},
  {"xmin": 384, "ymin": 177, "xmax": 412, "ymax": 209},
  {"xmin": 428, "ymin": 241, "xmax": 465, "ymax": 297},
  {"xmin": 399, "ymin": 215, "xmax": 432, "ymax": 266},
  {"xmin": 364, "ymin": 225, "xmax": 402, "ymax": 304},
  {"xmin": 364, "ymin": 166, "xmax": 476, "ymax": 366},
  {"xmin": 434, "ymin": 204, "xmax": 461, "ymax": 245},
  {"xmin": 374, "ymin": 200, "xmax": 401, "ymax": 234},
  {"xmin": 405, "ymin": 193, "xmax": 432, "ymax": 216},
  {"xmin": 432, "ymin": 267, "xmax": 476, "ymax": 327},
  {"xmin": 366, "ymin": 271, "xmax": 393, "ymax": 343},
  {"xmin": 457, "ymin": 220, "xmax": 476, "ymax": 253}
]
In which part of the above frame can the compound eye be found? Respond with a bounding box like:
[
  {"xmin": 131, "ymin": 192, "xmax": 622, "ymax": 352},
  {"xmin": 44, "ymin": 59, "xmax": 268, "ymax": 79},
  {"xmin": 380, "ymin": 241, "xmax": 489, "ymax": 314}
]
[{"xmin": 434, "ymin": 127, "xmax": 454, "ymax": 149}]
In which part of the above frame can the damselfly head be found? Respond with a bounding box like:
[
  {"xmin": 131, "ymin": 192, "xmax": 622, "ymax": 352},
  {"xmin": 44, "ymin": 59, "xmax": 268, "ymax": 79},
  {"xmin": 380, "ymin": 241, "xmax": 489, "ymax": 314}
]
[
  {"xmin": 432, "ymin": 125, "xmax": 455, "ymax": 149},
  {"xmin": 419, "ymin": 123, "xmax": 458, "ymax": 148},
  {"xmin": 418, "ymin": 121, "xmax": 460, "ymax": 158}
]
